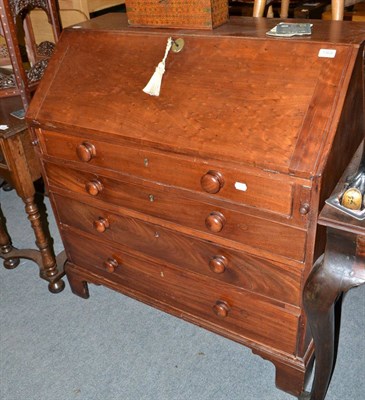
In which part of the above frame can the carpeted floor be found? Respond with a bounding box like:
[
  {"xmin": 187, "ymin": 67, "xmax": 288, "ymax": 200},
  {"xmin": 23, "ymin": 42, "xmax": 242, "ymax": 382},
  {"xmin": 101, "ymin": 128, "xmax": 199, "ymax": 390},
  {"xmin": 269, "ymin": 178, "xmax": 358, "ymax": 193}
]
[{"xmin": 1, "ymin": 188, "xmax": 364, "ymax": 400}]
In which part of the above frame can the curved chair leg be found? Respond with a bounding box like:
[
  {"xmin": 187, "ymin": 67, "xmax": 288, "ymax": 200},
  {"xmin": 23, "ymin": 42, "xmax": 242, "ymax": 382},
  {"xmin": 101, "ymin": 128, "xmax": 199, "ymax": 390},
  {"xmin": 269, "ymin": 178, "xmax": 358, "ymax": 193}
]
[
  {"xmin": 303, "ymin": 258, "xmax": 339, "ymax": 400},
  {"xmin": 303, "ymin": 229, "xmax": 365, "ymax": 400}
]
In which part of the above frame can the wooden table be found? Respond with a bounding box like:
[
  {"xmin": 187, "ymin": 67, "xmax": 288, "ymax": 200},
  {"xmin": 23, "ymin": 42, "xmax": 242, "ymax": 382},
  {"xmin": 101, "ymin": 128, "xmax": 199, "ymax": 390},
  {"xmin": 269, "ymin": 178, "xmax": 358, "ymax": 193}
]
[
  {"xmin": 0, "ymin": 96, "xmax": 65, "ymax": 293},
  {"xmin": 303, "ymin": 144, "xmax": 365, "ymax": 400}
]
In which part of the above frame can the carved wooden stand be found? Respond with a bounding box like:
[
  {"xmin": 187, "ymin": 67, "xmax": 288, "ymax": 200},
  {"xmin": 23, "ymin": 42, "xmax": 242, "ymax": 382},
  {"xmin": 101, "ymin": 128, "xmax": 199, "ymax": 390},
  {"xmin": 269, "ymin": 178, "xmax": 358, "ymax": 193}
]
[
  {"xmin": 1, "ymin": 0, "xmax": 64, "ymax": 292},
  {"xmin": 0, "ymin": 96, "xmax": 65, "ymax": 293},
  {"xmin": 303, "ymin": 145, "xmax": 365, "ymax": 400},
  {"xmin": 0, "ymin": 201, "xmax": 66, "ymax": 292}
]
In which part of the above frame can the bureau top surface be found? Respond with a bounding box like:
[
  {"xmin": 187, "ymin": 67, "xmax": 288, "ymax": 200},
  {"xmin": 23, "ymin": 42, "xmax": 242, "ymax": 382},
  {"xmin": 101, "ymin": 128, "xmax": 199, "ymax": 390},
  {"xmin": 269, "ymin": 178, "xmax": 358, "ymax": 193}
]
[
  {"xmin": 27, "ymin": 14, "xmax": 365, "ymax": 178},
  {"xmin": 69, "ymin": 14, "xmax": 365, "ymax": 44}
]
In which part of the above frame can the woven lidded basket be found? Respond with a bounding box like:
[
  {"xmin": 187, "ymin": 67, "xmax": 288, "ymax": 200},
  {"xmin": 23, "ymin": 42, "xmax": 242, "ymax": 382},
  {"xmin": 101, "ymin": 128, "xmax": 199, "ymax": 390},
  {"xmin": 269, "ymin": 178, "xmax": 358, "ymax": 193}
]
[{"xmin": 125, "ymin": 0, "xmax": 229, "ymax": 30}]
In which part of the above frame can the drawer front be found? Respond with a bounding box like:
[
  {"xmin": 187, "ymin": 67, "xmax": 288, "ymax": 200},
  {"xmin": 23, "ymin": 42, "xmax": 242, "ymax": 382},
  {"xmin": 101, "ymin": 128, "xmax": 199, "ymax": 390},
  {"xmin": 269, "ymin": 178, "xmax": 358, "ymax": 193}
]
[
  {"xmin": 45, "ymin": 162, "xmax": 307, "ymax": 261},
  {"xmin": 62, "ymin": 231, "xmax": 299, "ymax": 355},
  {"xmin": 40, "ymin": 129, "xmax": 294, "ymax": 216},
  {"xmin": 54, "ymin": 193, "xmax": 302, "ymax": 305}
]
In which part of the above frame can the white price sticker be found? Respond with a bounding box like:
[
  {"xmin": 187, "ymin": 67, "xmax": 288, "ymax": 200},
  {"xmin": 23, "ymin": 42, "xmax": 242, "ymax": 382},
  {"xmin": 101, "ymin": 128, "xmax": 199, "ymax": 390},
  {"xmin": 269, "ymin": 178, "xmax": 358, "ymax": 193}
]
[
  {"xmin": 234, "ymin": 182, "xmax": 248, "ymax": 192},
  {"xmin": 318, "ymin": 49, "xmax": 337, "ymax": 58}
]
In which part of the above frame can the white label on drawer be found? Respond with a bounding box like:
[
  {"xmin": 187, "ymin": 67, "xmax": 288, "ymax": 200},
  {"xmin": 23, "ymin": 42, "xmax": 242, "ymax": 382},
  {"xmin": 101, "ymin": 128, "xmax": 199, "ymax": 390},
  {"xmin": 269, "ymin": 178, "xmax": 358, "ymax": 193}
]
[
  {"xmin": 0, "ymin": 125, "xmax": 9, "ymax": 130},
  {"xmin": 234, "ymin": 182, "xmax": 248, "ymax": 192},
  {"xmin": 318, "ymin": 49, "xmax": 336, "ymax": 58}
]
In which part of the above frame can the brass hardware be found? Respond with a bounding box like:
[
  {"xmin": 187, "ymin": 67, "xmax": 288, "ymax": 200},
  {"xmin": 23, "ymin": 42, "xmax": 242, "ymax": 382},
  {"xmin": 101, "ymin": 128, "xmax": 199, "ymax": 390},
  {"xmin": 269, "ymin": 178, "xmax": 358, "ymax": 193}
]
[
  {"xmin": 172, "ymin": 38, "xmax": 184, "ymax": 53},
  {"xmin": 326, "ymin": 147, "xmax": 365, "ymax": 220},
  {"xmin": 149, "ymin": 194, "xmax": 155, "ymax": 202},
  {"xmin": 144, "ymin": 158, "xmax": 149, "ymax": 167},
  {"xmin": 341, "ymin": 188, "xmax": 362, "ymax": 210}
]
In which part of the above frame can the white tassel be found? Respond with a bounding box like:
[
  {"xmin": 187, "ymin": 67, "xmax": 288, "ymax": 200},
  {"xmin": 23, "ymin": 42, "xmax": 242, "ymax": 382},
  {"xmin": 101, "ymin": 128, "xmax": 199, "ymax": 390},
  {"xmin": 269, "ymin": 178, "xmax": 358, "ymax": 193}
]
[{"xmin": 143, "ymin": 37, "xmax": 173, "ymax": 97}]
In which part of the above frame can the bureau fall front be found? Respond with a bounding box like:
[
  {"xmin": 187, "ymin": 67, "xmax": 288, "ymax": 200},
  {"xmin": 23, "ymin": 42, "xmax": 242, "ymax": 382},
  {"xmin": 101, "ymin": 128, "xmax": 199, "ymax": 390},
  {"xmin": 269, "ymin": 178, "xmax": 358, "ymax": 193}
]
[{"xmin": 26, "ymin": 14, "xmax": 364, "ymax": 398}]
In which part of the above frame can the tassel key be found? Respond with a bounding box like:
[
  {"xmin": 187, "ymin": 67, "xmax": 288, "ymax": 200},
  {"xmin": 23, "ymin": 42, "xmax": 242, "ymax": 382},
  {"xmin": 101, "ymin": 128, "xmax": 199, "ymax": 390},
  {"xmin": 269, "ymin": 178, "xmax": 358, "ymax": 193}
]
[{"xmin": 143, "ymin": 37, "xmax": 176, "ymax": 97}]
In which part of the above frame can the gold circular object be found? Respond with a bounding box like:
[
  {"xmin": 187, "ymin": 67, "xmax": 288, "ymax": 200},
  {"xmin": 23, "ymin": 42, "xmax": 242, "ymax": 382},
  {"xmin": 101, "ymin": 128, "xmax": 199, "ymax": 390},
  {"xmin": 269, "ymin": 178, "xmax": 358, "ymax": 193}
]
[
  {"xmin": 341, "ymin": 188, "xmax": 363, "ymax": 210},
  {"xmin": 172, "ymin": 38, "xmax": 184, "ymax": 53}
]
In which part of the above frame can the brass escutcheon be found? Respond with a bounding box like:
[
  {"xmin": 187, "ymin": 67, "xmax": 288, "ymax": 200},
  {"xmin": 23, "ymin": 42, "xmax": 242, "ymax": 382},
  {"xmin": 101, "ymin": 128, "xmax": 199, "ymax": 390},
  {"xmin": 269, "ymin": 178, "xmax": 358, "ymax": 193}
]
[{"xmin": 172, "ymin": 38, "xmax": 185, "ymax": 53}]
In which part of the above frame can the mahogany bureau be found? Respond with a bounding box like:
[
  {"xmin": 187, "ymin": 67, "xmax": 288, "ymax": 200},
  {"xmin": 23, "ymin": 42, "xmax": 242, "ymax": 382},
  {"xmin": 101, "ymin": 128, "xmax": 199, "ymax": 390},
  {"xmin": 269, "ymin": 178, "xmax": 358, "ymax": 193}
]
[{"xmin": 26, "ymin": 14, "xmax": 365, "ymax": 399}]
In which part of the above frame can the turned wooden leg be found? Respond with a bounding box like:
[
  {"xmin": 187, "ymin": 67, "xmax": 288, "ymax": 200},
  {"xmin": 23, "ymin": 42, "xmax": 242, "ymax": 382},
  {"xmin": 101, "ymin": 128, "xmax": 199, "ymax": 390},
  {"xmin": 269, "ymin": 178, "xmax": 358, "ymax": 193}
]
[
  {"xmin": 253, "ymin": 0, "xmax": 266, "ymax": 17},
  {"xmin": 303, "ymin": 229, "xmax": 365, "ymax": 400},
  {"xmin": 0, "ymin": 205, "xmax": 20, "ymax": 269},
  {"xmin": 1, "ymin": 194, "xmax": 65, "ymax": 293},
  {"xmin": 331, "ymin": 0, "xmax": 345, "ymax": 21},
  {"xmin": 280, "ymin": 0, "xmax": 290, "ymax": 18},
  {"xmin": 24, "ymin": 196, "xmax": 64, "ymax": 293}
]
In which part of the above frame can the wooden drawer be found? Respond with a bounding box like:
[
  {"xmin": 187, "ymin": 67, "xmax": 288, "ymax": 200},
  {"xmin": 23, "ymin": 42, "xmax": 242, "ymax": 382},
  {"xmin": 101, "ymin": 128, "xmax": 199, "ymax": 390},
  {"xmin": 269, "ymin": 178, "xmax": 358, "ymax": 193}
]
[
  {"xmin": 39, "ymin": 129, "xmax": 295, "ymax": 216},
  {"xmin": 62, "ymin": 230, "xmax": 299, "ymax": 354},
  {"xmin": 45, "ymin": 162, "xmax": 307, "ymax": 261},
  {"xmin": 54, "ymin": 193, "xmax": 302, "ymax": 305}
]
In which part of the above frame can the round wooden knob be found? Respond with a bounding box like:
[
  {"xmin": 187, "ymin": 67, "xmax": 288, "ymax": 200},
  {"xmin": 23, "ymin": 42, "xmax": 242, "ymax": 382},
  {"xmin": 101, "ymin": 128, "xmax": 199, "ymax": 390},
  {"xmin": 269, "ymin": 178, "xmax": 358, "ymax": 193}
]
[
  {"xmin": 299, "ymin": 203, "xmax": 310, "ymax": 215},
  {"xmin": 209, "ymin": 255, "xmax": 228, "ymax": 274},
  {"xmin": 76, "ymin": 141, "xmax": 96, "ymax": 162},
  {"xmin": 201, "ymin": 171, "xmax": 224, "ymax": 194},
  {"xmin": 103, "ymin": 258, "xmax": 118, "ymax": 273},
  {"xmin": 76, "ymin": 142, "xmax": 96, "ymax": 162},
  {"xmin": 85, "ymin": 179, "xmax": 103, "ymax": 196},
  {"xmin": 213, "ymin": 300, "xmax": 230, "ymax": 318},
  {"xmin": 93, "ymin": 217, "xmax": 110, "ymax": 233},
  {"xmin": 205, "ymin": 211, "xmax": 226, "ymax": 233}
]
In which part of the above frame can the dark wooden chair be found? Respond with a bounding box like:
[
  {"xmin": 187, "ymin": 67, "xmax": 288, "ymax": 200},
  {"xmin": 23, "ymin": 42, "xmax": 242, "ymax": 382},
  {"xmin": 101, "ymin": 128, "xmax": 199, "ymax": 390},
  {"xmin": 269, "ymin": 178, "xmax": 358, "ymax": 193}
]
[
  {"xmin": 0, "ymin": 0, "xmax": 65, "ymax": 293},
  {"xmin": 253, "ymin": 0, "xmax": 346, "ymax": 19},
  {"xmin": 0, "ymin": 0, "xmax": 61, "ymax": 109}
]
